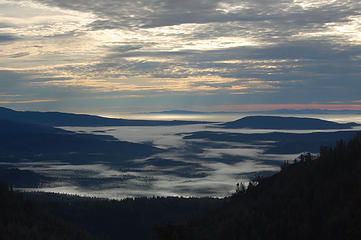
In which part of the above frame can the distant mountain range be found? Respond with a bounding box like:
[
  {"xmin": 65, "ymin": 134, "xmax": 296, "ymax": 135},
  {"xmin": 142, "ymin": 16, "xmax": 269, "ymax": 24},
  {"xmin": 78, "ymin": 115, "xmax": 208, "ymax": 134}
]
[
  {"xmin": 0, "ymin": 107, "xmax": 210, "ymax": 127},
  {"xmin": 149, "ymin": 109, "xmax": 361, "ymax": 115},
  {"xmin": 185, "ymin": 130, "xmax": 359, "ymax": 154},
  {"xmin": 148, "ymin": 110, "xmax": 236, "ymax": 115},
  {"xmin": 220, "ymin": 116, "xmax": 359, "ymax": 130},
  {"xmin": 253, "ymin": 108, "xmax": 361, "ymax": 115},
  {"xmin": 2, "ymin": 107, "xmax": 359, "ymax": 128}
]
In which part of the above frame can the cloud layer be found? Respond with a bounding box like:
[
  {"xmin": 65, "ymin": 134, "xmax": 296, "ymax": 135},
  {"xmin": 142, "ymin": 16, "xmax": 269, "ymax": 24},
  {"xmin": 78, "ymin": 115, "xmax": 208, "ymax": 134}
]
[{"xmin": 0, "ymin": 0, "xmax": 360, "ymax": 112}]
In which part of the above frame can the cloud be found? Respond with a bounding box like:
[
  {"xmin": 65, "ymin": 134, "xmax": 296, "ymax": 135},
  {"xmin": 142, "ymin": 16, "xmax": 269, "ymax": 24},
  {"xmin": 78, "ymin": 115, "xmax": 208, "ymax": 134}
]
[
  {"xmin": 8, "ymin": 52, "xmax": 30, "ymax": 58},
  {"xmin": 0, "ymin": 0, "xmax": 360, "ymax": 112},
  {"xmin": 0, "ymin": 34, "xmax": 18, "ymax": 43},
  {"xmin": 0, "ymin": 22, "xmax": 14, "ymax": 28},
  {"xmin": 0, "ymin": 70, "xmax": 24, "ymax": 89},
  {"xmin": 30, "ymin": 0, "xmax": 360, "ymax": 32}
]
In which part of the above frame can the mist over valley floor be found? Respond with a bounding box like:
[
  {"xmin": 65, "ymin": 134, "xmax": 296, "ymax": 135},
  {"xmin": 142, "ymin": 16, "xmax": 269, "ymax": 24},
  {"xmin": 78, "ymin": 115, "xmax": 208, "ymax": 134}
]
[{"xmin": 2, "ymin": 110, "xmax": 360, "ymax": 199}]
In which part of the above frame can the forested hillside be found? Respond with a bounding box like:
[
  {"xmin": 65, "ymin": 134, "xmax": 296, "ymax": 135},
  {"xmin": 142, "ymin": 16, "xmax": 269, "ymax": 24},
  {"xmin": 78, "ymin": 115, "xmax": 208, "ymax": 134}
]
[
  {"xmin": 0, "ymin": 185, "xmax": 220, "ymax": 240},
  {"xmin": 156, "ymin": 132, "xmax": 361, "ymax": 240},
  {"xmin": 0, "ymin": 184, "xmax": 97, "ymax": 240}
]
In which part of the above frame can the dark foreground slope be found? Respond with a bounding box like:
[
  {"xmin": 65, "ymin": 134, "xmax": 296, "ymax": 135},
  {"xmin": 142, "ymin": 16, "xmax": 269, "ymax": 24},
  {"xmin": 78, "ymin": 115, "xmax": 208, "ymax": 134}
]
[
  {"xmin": 157, "ymin": 132, "xmax": 361, "ymax": 240},
  {"xmin": 0, "ymin": 185, "xmax": 220, "ymax": 240},
  {"xmin": 221, "ymin": 115, "xmax": 359, "ymax": 129},
  {"xmin": 0, "ymin": 184, "xmax": 97, "ymax": 240},
  {"xmin": 0, "ymin": 107, "xmax": 209, "ymax": 127},
  {"xmin": 28, "ymin": 193, "xmax": 220, "ymax": 240}
]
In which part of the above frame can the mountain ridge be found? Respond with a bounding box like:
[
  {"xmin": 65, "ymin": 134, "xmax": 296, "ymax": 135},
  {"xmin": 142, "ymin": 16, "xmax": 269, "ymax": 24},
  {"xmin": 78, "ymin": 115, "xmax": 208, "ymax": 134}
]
[
  {"xmin": 220, "ymin": 115, "xmax": 359, "ymax": 130},
  {"xmin": 0, "ymin": 118, "xmax": 160, "ymax": 165},
  {"xmin": 148, "ymin": 109, "xmax": 361, "ymax": 115},
  {"xmin": 0, "ymin": 107, "xmax": 211, "ymax": 127}
]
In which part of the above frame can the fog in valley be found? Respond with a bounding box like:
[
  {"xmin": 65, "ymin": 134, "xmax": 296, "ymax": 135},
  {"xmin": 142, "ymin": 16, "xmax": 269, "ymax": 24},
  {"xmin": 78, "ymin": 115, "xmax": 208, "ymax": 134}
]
[{"xmin": 5, "ymin": 113, "xmax": 360, "ymax": 199}]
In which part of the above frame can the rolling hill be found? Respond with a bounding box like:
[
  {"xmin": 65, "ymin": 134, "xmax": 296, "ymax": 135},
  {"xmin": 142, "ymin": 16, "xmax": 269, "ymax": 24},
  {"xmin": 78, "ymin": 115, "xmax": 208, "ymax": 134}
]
[
  {"xmin": 0, "ymin": 107, "xmax": 210, "ymax": 127},
  {"xmin": 220, "ymin": 115, "xmax": 359, "ymax": 129},
  {"xmin": 0, "ymin": 118, "xmax": 160, "ymax": 164}
]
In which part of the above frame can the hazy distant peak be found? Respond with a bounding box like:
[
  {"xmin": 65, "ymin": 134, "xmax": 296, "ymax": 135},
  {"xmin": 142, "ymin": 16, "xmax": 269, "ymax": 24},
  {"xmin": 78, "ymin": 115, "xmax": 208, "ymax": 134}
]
[
  {"xmin": 221, "ymin": 115, "xmax": 359, "ymax": 130},
  {"xmin": 0, "ymin": 107, "xmax": 210, "ymax": 127}
]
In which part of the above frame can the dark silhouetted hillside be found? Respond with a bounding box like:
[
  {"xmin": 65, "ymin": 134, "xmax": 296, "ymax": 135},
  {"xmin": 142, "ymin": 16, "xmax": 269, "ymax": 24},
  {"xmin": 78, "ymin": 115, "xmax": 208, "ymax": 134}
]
[
  {"xmin": 0, "ymin": 118, "xmax": 69, "ymax": 134},
  {"xmin": 151, "ymin": 109, "xmax": 361, "ymax": 115},
  {"xmin": 0, "ymin": 107, "xmax": 209, "ymax": 127},
  {"xmin": 0, "ymin": 167, "xmax": 53, "ymax": 187},
  {"xmin": 221, "ymin": 115, "xmax": 359, "ymax": 129},
  {"xmin": 185, "ymin": 130, "xmax": 359, "ymax": 154},
  {"xmin": 156, "ymin": 132, "xmax": 361, "ymax": 240},
  {"xmin": 21, "ymin": 193, "xmax": 221, "ymax": 240},
  {"xmin": 0, "ymin": 183, "xmax": 98, "ymax": 240},
  {"xmin": 0, "ymin": 118, "xmax": 160, "ymax": 164},
  {"xmin": 249, "ymin": 109, "xmax": 361, "ymax": 115},
  {"xmin": 0, "ymin": 185, "xmax": 220, "ymax": 240}
]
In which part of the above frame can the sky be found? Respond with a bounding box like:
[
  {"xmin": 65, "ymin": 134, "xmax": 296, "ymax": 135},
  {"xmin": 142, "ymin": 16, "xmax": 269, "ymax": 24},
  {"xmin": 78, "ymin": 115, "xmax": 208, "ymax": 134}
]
[{"xmin": 0, "ymin": 0, "xmax": 361, "ymax": 114}]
